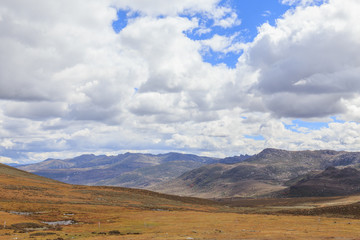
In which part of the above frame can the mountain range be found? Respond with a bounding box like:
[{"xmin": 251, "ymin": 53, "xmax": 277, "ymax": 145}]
[
  {"xmin": 18, "ymin": 148, "xmax": 360, "ymax": 199},
  {"xmin": 19, "ymin": 152, "xmax": 221, "ymax": 188},
  {"xmin": 150, "ymin": 148, "xmax": 360, "ymax": 198}
]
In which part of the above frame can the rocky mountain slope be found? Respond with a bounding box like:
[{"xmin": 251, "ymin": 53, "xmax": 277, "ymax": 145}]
[
  {"xmin": 18, "ymin": 152, "xmax": 220, "ymax": 187},
  {"xmin": 151, "ymin": 148, "xmax": 360, "ymax": 198},
  {"xmin": 280, "ymin": 166, "xmax": 360, "ymax": 197}
]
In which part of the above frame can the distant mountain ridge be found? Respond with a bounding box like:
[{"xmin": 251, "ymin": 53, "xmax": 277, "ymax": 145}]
[
  {"xmin": 151, "ymin": 148, "xmax": 360, "ymax": 198},
  {"xmin": 18, "ymin": 148, "xmax": 360, "ymax": 199},
  {"xmin": 19, "ymin": 152, "xmax": 221, "ymax": 187}
]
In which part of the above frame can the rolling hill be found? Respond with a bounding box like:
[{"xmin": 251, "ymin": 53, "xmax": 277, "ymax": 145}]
[{"xmin": 151, "ymin": 148, "xmax": 360, "ymax": 198}]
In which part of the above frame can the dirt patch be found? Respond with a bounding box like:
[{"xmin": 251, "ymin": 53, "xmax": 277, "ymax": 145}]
[
  {"xmin": 29, "ymin": 232, "xmax": 57, "ymax": 237},
  {"xmin": 10, "ymin": 222, "xmax": 45, "ymax": 230}
]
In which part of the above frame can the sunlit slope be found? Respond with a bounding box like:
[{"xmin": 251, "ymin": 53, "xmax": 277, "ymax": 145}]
[{"xmin": 0, "ymin": 162, "xmax": 60, "ymax": 183}]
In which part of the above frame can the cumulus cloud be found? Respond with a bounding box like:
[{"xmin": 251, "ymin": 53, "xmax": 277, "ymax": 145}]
[
  {"xmin": 119, "ymin": 16, "xmax": 200, "ymax": 93},
  {"xmin": 0, "ymin": 0, "xmax": 117, "ymax": 102},
  {"xmin": 243, "ymin": 0, "xmax": 360, "ymax": 118}
]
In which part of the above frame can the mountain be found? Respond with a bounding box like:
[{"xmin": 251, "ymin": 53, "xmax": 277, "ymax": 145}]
[
  {"xmin": 280, "ymin": 166, "xmax": 360, "ymax": 197},
  {"xmin": 151, "ymin": 148, "xmax": 360, "ymax": 198},
  {"xmin": 18, "ymin": 152, "xmax": 219, "ymax": 187}
]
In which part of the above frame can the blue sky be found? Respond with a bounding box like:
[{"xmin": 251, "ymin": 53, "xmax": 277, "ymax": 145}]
[
  {"xmin": 113, "ymin": 0, "xmax": 291, "ymax": 68},
  {"xmin": 1, "ymin": 0, "xmax": 360, "ymax": 163}
]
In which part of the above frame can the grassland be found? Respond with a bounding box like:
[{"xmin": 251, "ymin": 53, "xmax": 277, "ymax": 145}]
[{"xmin": 1, "ymin": 163, "xmax": 360, "ymax": 239}]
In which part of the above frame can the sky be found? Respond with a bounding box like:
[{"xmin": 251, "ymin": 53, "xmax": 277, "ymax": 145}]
[{"xmin": 1, "ymin": 0, "xmax": 360, "ymax": 164}]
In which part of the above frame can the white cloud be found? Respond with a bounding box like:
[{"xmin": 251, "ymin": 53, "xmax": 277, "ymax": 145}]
[
  {"xmin": 242, "ymin": 0, "xmax": 360, "ymax": 118},
  {"xmin": 0, "ymin": 0, "xmax": 118, "ymax": 102},
  {"xmin": 113, "ymin": 0, "xmax": 241, "ymax": 29},
  {"xmin": 262, "ymin": 10, "xmax": 272, "ymax": 17},
  {"xmin": 3, "ymin": 102, "xmax": 68, "ymax": 120},
  {"xmin": 0, "ymin": 139, "xmax": 14, "ymax": 149},
  {"xmin": 281, "ymin": 0, "xmax": 327, "ymax": 6},
  {"xmin": 112, "ymin": 0, "xmax": 219, "ymax": 17},
  {"xmin": 119, "ymin": 16, "xmax": 201, "ymax": 93},
  {"xmin": 200, "ymin": 33, "xmax": 245, "ymax": 54},
  {"xmin": 0, "ymin": 156, "xmax": 18, "ymax": 164},
  {"xmin": 211, "ymin": 7, "xmax": 241, "ymax": 28},
  {"xmin": 0, "ymin": 0, "xmax": 360, "ymax": 162}
]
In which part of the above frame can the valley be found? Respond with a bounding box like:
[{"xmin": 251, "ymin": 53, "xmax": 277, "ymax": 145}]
[
  {"xmin": 20, "ymin": 148, "xmax": 360, "ymax": 199},
  {"xmin": 1, "ymin": 159, "xmax": 360, "ymax": 239}
]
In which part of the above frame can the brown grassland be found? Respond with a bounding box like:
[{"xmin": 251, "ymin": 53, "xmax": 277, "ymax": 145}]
[{"xmin": 0, "ymin": 163, "xmax": 360, "ymax": 239}]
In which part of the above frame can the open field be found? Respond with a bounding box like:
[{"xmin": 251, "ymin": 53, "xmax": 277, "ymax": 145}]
[
  {"xmin": 2, "ymin": 207, "xmax": 360, "ymax": 240},
  {"xmin": 1, "ymin": 164, "xmax": 360, "ymax": 239}
]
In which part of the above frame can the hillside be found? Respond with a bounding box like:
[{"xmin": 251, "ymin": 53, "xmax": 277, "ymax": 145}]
[
  {"xmin": 18, "ymin": 152, "xmax": 219, "ymax": 187},
  {"xmin": 151, "ymin": 148, "xmax": 360, "ymax": 198},
  {"xmin": 0, "ymin": 162, "xmax": 60, "ymax": 184},
  {"xmin": 280, "ymin": 166, "xmax": 360, "ymax": 197}
]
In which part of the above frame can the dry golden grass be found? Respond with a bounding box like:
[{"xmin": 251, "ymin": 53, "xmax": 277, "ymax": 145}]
[
  {"xmin": 2, "ymin": 205, "xmax": 360, "ymax": 240},
  {"xmin": 1, "ymin": 164, "xmax": 360, "ymax": 239}
]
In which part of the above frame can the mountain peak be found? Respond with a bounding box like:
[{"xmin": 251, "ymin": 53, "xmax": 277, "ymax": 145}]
[{"xmin": 257, "ymin": 148, "xmax": 289, "ymax": 156}]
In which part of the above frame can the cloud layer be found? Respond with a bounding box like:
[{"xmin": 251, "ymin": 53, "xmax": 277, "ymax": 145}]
[{"xmin": 0, "ymin": 0, "xmax": 359, "ymax": 163}]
